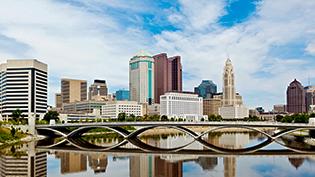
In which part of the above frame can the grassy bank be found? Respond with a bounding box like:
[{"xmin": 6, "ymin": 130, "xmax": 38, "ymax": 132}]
[{"xmin": 0, "ymin": 127, "xmax": 26, "ymax": 145}]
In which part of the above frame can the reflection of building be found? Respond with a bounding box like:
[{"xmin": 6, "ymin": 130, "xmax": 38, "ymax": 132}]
[
  {"xmin": 0, "ymin": 152, "xmax": 47, "ymax": 177},
  {"xmin": 160, "ymin": 92, "xmax": 206, "ymax": 121},
  {"xmin": 56, "ymin": 152, "xmax": 87, "ymax": 174},
  {"xmin": 286, "ymin": 79, "xmax": 306, "ymax": 113},
  {"xmin": 219, "ymin": 58, "xmax": 248, "ymax": 119},
  {"xmin": 288, "ymin": 158, "xmax": 305, "ymax": 169},
  {"xmin": 129, "ymin": 51, "xmax": 155, "ymax": 104},
  {"xmin": 194, "ymin": 80, "xmax": 217, "ymax": 99},
  {"xmin": 195, "ymin": 157, "xmax": 218, "ymax": 171},
  {"xmin": 153, "ymin": 53, "xmax": 182, "ymax": 104},
  {"xmin": 224, "ymin": 157, "xmax": 236, "ymax": 177},
  {"xmin": 61, "ymin": 78, "xmax": 87, "ymax": 104},
  {"xmin": 155, "ymin": 156, "xmax": 182, "ymax": 177},
  {"xmin": 130, "ymin": 155, "xmax": 155, "ymax": 177},
  {"xmin": 88, "ymin": 154, "xmax": 108, "ymax": 174},
  {"xmin": 0, "ymin": 59, "xmax": 48, "ymax": 118}
]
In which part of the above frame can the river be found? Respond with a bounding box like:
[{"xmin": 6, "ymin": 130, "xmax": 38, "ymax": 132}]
[{"xmin": 1, "ymin": 129, "xmax": 315, "ymax": 177}]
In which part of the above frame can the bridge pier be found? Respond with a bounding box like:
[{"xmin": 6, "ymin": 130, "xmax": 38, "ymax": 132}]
[
  {"xmin": 309, "ymin": 130, "xmax": 315, "ymax": 138},
  {"xmin": 28, "ymin": 114, "xmax": 36, "ymax": 136}
]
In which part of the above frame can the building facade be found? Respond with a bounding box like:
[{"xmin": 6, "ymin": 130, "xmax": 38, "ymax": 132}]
[
  {"xmin": 273, "ymin": 104, "xmax": 287, "ymax": 113},
  {"xmin": 88, "ymin": 80, "xmax": 108, "ymax": 100},
  {"xmin": 286, "ymin": 79, "xmax": 306, "ymax": 113},
  {"xmin": 55, "ymin": 93, "xmax": 62, "ymax": 108},
  {"xmin": 0, "ymin": 59, "xmax": 47, "ymax": 118},
  {"xmin": 160, "ymin": 92, "xmax": 206, "ymax": 121},
  {"xmin": 153, "ymin": 53, "xmax": 182, "ymax": 103},
  {"xmin": 116, "ymin": 89, "xmax": 130, "ymax": 101},
  {"xmin": 129, "ymin": 51, "xmax": 154, "ymax": 104},
  {"xmin": 194, "ymin": 80, "xmax": 217, "ymax": 99},
  {"xmin": 62, "ymin": 100, "xmax": 106, "ymax": 114},
  {"xmin": 101, "ymin": 101, "xmax": 143, "ymax": 119},
  {"xmin": 203, "ymin": 98, "xmax": 222, "ymax": 116},
  {"xmin": 61, "ymin": 78, "xmax": 87, "ymax": 104}
]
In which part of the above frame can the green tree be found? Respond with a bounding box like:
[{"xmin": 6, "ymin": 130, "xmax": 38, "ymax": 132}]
[
  {"xmin": 11, "ymin": 109, "xmax": 22, "ymax": 122},
  {"xmin": 43, "ymin": 110, "xmax": 59, "ymax": 122},
  {"xmin": 161, "ymin": 115, "xmax": 168, "ymax": 121},
  {"xmin": 10, "ymin": 126, "xmax": 16, "ymax": 137},
  {"xmin": 118, "ymin": 113, "xmax": 126, "ymax": 122},
  {"xmin": 276, "ymin": 115, "xmax": 284, "ymax": 122}
]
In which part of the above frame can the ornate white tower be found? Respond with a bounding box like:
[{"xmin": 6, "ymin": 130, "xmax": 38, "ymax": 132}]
[{"xmin": 223, "ymin": 58, "xmax": 236, "ymax": 106}]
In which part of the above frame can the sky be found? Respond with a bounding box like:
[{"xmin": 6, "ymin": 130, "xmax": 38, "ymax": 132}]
[{"xmin": 0, "ymin": 0, "xmax": 315, "ymax": 110}]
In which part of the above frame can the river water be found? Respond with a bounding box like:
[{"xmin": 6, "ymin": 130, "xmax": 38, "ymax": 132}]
[{"xmin": 1, "ymin": 130, "xmax": 315, "ymax": 177}]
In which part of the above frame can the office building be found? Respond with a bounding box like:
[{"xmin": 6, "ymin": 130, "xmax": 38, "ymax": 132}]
[
  {"xmin": 129, "ymin": 51, "xmax": 154, "ymax": 104},
  {"xmin": 219, "ymin": 59, "xmax": 248, "ymax": 119},
  {"xmin": 273, "ymin": 104, "xmax": 287, "ymax": 113},
  {"xmin": 101, "ymin": 101, "xmax": 143, "ymax": 119},
  {"xmin": 286, "ymin": 79, "xmax": 306, "ymax": 113},
  {"xmin": 88, "ymin": 80, "xmax": 108, "ymax": 100},
  {"xmin": 304, "ymin": 86, "xmax": 315, "ymax": 112},
  {"xmin": 194, "ymin": 80, "xmax": 217, "ymax": 99},
  {"xmin": 62, "ymin": 100, "xmax": 106, "ymax": 114},
  {"xmin": 55, "ymin": 93, "xmax": 62, "ymax": 108},
  {"xmin": 61, "ymin": 78, "xmax": 87, "ymax": 104},
  {"xmin": 203, "ymin": 97, "xmax": 222, "ymax": 116},
  {"xmin": 153, "ymin": 53, "xmax": 182, "ymax": 103},
  {"xmin": 0, "ymin": 59, "xmax": 47, "ymax": 118},
  {"xmin": 116, "ymin": 89, "xmax": 129, "ymax": 101},
  {"xmin": 160, "ymin": 92, "xmax": 206, "ymax": 121}
]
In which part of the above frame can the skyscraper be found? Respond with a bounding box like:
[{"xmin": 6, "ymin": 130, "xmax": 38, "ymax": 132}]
[
  {"xmin": 61, "ymin": 78, "xmax": 87, "ymax": 104},
  {"xmin": 129, "ymin": 51, "xmax": 154, "ymax": 104},
  {"xmin": 304, "ymin": 86, "xmax": 315, "ymax": 112},
  {"xmin": 219, "ymin": 58, "xmax": 248, "ymax": 119},
  {"xmin": 286, "ymin": 79, "xmax": 306, "ymax": 113},
  {"xmin": 88, "ymin": 79, "xmax": 108, "ymax": 100},
  {"xmin": 194, "ymin": 80, "xmax": 217, "ymax": 99},
  {"xmin": 153, "ymin": 53, "xmax": 182, "ymax": 103},
  {"xmin": 222, "ymin": 59, "xmax": 236, "ymax": 106},
  {"xmin": 0, "ymin": 59, "xmax": 47, "ymax": 118}
]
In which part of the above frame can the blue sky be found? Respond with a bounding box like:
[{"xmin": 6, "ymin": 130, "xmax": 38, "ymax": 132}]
[{"xmin": 0, "ymin": 0, "xmax": 315, "ymax": 110}]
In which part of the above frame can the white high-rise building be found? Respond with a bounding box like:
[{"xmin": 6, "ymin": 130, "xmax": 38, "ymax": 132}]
[
  {"xmin": 160, "ymin": 92, "xmax": 207, "ymax": 121},
  {"xmin": 219, "ymin": 58, "xmax": 248, "ymax": 119},
  {"xmin": 0, "ymin": 59, "xmax": 47, "ymax": 119},
  {"xmin": 129, "ymin": 51, "xmax": 154, "ymax": 104}
]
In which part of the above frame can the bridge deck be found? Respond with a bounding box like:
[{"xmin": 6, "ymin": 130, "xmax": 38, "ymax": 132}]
[{"xmin": 36, "ymin": 121, "xmax": 315, "ymax": 129}]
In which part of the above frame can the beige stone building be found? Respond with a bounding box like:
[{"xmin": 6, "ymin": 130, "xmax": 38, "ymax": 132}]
[
  {"xmin": 203, "ymin": 98, "xmax": 222, "ymax": 116},
  {"xmin": 55, "ymin": 93, "xmax": 62, "ymax": 108},
  {"xmin": 61, "ymin": 78, "xmax": 87, "ymax": 104}
]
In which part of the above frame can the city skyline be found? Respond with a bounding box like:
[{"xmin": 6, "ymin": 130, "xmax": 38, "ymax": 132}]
[{"xmin": 0, "ymin": 1, "xmax": 315, "ymax": 110}]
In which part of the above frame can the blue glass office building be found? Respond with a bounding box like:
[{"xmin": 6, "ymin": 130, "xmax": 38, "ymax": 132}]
[
  {"xmin": 194, "ymin": 80, "xmax": 217, "ymax": 99},
  {"xmin": 116, "ymin": 90, "xmax": 130, "ymax": 101}
]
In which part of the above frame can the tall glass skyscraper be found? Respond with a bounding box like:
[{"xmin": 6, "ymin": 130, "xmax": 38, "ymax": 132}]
[
  {"xmin": 194, "ymin": 80, "xmax": 217, "ymax": 99},
  {"xmin": 129, "ymin": 51, "xmax": 154, "ymax": 104}
]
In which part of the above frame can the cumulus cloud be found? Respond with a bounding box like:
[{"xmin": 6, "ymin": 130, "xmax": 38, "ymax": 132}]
[{"xmin": 0, "ymin": 0, "xmax": 315, "ymax": 110}]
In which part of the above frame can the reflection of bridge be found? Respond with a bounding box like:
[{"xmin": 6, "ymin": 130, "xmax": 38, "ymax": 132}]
[{"xmin": 36, "ymin": 121, "xmax": 315, "ymax": 154}]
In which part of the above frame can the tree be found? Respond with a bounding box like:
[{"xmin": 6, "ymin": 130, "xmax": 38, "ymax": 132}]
[
  {"xmin": 118, "ymin": 112, "xmax": 126, "ymax": 122},
  {"xmin": 276, "ymin": 115, "xmax": 284, "ymax": 122},
  {"xmin": 10, "ymin": 126, "xmax": 16, "ymax": 137},
  {"xmin": 161, "ymin": 115, "xmax": 168, "ymax": 121},
  {"xmin": 11, "ymin": 109, "xmax": 22, "ymax": 122},
  {"xmin": 43, "ymin": 110, "xmax": 59, "ymax": 122}
]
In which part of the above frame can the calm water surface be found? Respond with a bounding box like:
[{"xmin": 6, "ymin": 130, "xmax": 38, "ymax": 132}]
[{"xmin": 1, "ymin": 131, "xmax": 315, "ymax": 177}]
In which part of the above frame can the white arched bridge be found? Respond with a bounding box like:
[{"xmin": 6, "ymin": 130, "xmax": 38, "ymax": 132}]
[{"xmin": 36, "ymin": 121, "xmax": 315, "ymax": 154}]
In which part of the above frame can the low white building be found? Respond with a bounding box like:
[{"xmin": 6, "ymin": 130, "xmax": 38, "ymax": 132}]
[
  {"xmin": 160, "ymin": 92, "xmax": 207, "ymax": 121},
  {"xmin": 101, "ymin": 101, "xmax": 143, "ymax": 119},
  {"xmin": 219, "ymin": 105, "xmax": 249, "ymax": 119}
]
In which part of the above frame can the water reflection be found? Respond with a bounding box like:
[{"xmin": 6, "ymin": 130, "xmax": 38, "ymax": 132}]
[{"xmin": 1, "ymin": 132, "xmax": 315, "ymax": 177}]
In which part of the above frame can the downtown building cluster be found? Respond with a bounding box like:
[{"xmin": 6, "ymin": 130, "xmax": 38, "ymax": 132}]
[{"xmin": 0, "ymin": 52, "xmax": 250, "ymax": 121}]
